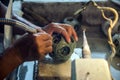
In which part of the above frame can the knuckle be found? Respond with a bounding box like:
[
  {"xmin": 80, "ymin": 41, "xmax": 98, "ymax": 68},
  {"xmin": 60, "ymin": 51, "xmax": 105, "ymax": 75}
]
[
  {"xmin": 49, "ymin": 40, "xmax": 52, "ymax": 45},
  {"xmin": 49, "ymin": 46, "xmax": 53, "ymax": 52},
  {"xmin": 49, "ymin": 23, "xmax": 55, "ymax": 27},
  {"xmin": 39, "ymin": 49, "xmax": 45, "ymax": 54},
  {"xmin": 62, "ymin": 29, "xmax": 66, "ymax": 32}
]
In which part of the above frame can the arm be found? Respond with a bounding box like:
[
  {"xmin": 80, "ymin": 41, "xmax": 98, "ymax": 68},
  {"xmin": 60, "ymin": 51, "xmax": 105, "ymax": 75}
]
[
  {"xmin": 0, "ymin": 46, "xmax": 22, "ymax": 80},
  {"xmin": 0, "ymin": 22, "xmax": 78, "ymax": 79},
  {"xmin": 0, "ymin": 32, "xmax": 53, "ymax": 80}
]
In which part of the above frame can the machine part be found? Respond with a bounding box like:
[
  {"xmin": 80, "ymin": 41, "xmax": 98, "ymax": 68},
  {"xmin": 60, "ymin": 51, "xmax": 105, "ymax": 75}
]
[
  {"xmin": 82, "ymin": 29, "xmax": 91, "ymax": 58},
  {"xmin": 63, "ymin": 17, "xmax": 80, "ymax": 32},
  {"xmin": 111, "ymin": 56, "xmax": 120, "ymax": 70},
  {"xmin": 4, "ymin": 0, "xmax": 13, "ymax": 49},
  {"xmin": 49, "ymin": 33, "xmax": 76, "ymax": 63},
  {"xmin": 63, "ymin": 17, "xmax": 80, "ymax": 27},
  {"xmin": 112, "ymin": 33, "xmax": 120, "ymax": 57},
  {"xmin": 0, "ymin": 18, "xmax": 37, "ymax": 34},
  {"xmin": 102, "ymin": 19, "xmax": 120, "ymax": 37}
]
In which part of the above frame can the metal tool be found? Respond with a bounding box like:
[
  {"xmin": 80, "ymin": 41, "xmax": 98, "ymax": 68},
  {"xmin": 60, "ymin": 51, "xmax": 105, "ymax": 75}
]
[
  {"xmin": 4, "ymin": 0, "xmax": 13, "ymax": 49},
  {"xmin": 0, "ymin": 18, "xmax": 37, "ymax": 34},
  {"xmin": 82, "ymin": 29, "xmax": 91, "ymax": 58}
]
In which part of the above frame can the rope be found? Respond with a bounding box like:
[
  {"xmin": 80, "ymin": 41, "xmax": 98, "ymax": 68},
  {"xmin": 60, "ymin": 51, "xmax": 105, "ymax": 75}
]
[
  {"xmin": 74, "ymin": 1, "xmax": 119, "ymax": 63},
  {"xmin": 93, "ymin": 1, "xmax": 119, "ymax": 63}
]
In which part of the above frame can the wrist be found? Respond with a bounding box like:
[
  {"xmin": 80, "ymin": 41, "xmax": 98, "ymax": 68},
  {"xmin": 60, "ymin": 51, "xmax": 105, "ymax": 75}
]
[
  {"xmin": 3, "ymin": 46, "xmax": 23, "ymax": 64},
  {"xmin": 9, "ymin": 45, "xmax": 24, "ymax": 64},
  {"xmin": 12, "ymin": 34, "xmax": 38, "ymax": 61},
  {"xmin": 0, "ymin": 46, "xmax": 23, "ymax": 79}
]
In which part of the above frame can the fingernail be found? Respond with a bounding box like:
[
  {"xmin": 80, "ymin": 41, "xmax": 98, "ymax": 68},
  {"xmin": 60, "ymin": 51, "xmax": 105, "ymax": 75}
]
[
  {"xmin": 76, "ymin": 37, "xmax": 78, "ymax": 41},
  {"xmin": 68, "ymin": 38, "xmax": 71, "ymax": 43}
]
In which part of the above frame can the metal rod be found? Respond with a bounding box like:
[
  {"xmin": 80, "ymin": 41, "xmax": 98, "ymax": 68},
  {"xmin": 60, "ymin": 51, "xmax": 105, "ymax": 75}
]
[
  {"xmin": 4, "ymin": 0, "xmax": 13, "ymax": 49},
  {"xmin": 82, "ymin": 29, "xmax": 91, "ymax": 58}
]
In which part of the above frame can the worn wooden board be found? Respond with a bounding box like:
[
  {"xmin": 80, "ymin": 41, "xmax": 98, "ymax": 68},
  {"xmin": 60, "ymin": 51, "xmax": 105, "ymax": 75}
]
[{"xmin": 38, "ymin": 59, "xmax": 71, "ymax": 80}]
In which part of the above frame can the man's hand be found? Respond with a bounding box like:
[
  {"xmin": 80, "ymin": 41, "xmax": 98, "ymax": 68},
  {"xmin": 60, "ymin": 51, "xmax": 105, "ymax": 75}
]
[
  {"xmin": 42, "ymin": 23, "xmax": 78, "ymax": 43},
  {"xmin": 0, "ymin": 29, "xmax": 53, "ymax": 80},
  {"xmin": 12, "ymin": 31, "xmax": 52, "ymax": 61}
]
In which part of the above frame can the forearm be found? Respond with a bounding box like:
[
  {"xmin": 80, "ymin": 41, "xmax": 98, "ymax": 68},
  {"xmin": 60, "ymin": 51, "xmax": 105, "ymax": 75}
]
[{"xmin": 0, "ymin": 46, "xmax": 23, "ymax": 80}]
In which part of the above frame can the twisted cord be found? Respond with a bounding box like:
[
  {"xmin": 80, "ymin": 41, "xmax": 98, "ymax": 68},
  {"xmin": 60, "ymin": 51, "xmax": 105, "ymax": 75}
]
[{"xmin": 96, "ymin": 5, "xmax": 119, "ymax": 62}]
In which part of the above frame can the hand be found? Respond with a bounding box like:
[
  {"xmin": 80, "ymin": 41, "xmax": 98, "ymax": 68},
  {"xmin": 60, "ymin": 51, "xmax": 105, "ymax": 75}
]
[
  {"xmin": 12, "ymin": 31, "xmax": 53, "ymax": 61},
  {"xmin": 42, "ymin": 22, "xmax": 78, "ymax": 43}
]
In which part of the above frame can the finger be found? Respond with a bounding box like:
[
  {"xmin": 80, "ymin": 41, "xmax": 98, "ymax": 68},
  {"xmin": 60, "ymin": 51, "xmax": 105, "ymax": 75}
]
[
  {"xmin": 42, "ymin": 34, "xmax": 52, "ymax": 41},
  {"xmin": 37, "ymin": 40, "xmax": 52, "ymax": 49},
  {"xmin": 59, "ymin": 24, "xmax": 73, "ymax": 37},
  {"xmin": 39, "ymin": 46, "xmax": 53, "ymax": 55},
  {"xmin": 60, "ymin": 29, "xmax": 71, "ymax": 43},
  {"xmin": 44, "ymin": 23, "xmax": 71, "ymax": 43},
  {"xmin": 45, "ymin": 46, "xmax": 53, "ymax": 53},
  {"xmin": 66, "ymin": 27, "xmax": 72, "ymax": 37},
  {"xmin": 35, "ymin": 33, "xmax": 52, "ymax": 41},
  {"xmin": 45, "ymin": 39, "xmax": 52, "ymax": 47},
  {"xmin": 58, "ymin": 25, "xmax": 73, "ymax": 43},
  {"xmin": 58, "ymin": 24, "xmax": 78, "ymax": 41},
  {"xmin": 50, "ymin": 25, "xmax": 71, "ymax": 43},
  {"xmin": 71, "ymin": 28, "xmax": 78, "ymax": 41}
]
